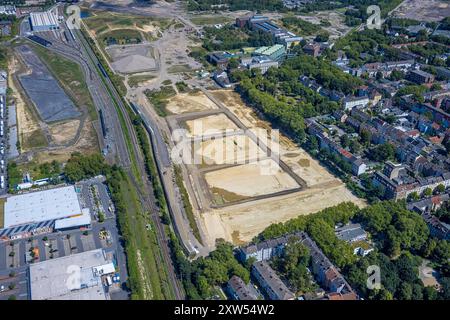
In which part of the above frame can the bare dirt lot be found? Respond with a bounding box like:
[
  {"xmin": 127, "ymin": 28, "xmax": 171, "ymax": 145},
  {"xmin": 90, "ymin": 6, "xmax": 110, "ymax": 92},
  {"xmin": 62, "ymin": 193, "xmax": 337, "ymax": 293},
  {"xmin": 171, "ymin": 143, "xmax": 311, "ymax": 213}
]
[
  {"xmin": 194, "ymin": 134, "xmax": 262, "ymax": 166},
  {"xmin": 392, "ymin": 0, "xmax": 450, "ymax": 22},
  {"xmin": 199, "ymin": 90, "xmax": 366, "ymax": 245},
  {"xmin": 210, "ymin": 90, "xmax": 270, "ymax": 130},
  {"xmin": 49, "ymin": 119, "xmax": 80, "ymax": 144},
  {"xmin": 33, "ymin": 121, "xmax": 99, "ymax": 163},
  {"xmin": 166, "ymin": 91, "xmax": 218, "ymax": 115},
  {"xmin": 185, "ymin": 113, "xmax": 238, "ymax": 137},
  {"xmin": 297, "ymin": 12, "xmax": 352, "ymax": 39},
  {"xmin": 205, "ymin": 158, "xmax": 300, "ymax": 201}
]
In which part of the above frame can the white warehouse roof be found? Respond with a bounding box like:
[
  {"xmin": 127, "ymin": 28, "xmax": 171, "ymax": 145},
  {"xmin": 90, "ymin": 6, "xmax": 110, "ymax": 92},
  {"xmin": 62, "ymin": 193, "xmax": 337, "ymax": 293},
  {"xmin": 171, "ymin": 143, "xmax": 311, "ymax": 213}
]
[
  {"xmin": 54, "ymin": 208, "xmax": 91, "ymax": 230},
  {"xmin": 29, "ymin": 249, "xmax": 112, "ymax": 300},
  {"xmin": 3, "ymin": 186, "xmax": 82, "ymax": 228},
  {"xmin": 30, "ymin": 11, "xmax": 59, "ymax": 28}
]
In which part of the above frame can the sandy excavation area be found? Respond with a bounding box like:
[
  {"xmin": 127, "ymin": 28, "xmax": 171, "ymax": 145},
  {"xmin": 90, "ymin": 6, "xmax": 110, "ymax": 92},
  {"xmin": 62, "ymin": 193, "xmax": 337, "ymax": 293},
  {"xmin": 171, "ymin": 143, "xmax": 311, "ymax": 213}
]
[
  {"xmin": 194, "ymin": 134, "xmax": 263, "ymax": 166},
  {"xmin": 166, "ymin": 91, "xmax": 218, "ymax": 114},
  {"xmin": 199, "ymin": 89, "xmax": 366, "ymax": 246},
  {"xmin": 205, "ymin": 158, "xmax": 299, "ymax": 201},
  {"xmin": 202, "ymin": 180, "xmax": 366, "ymax": 245},
  {"xmin": 49, "ymin": 119, "xmax": 79, "ymax": 144},
  {"xmin": 185, "ymin": 113, "xmax": 238, "ymax": 137}
]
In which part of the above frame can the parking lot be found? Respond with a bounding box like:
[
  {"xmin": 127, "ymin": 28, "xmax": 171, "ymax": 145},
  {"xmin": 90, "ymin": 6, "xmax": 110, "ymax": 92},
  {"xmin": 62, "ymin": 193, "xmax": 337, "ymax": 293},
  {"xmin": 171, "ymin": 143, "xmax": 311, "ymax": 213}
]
[{"xmin": 0, "ymin": 177, "xmax": 129, "ymax": 300}]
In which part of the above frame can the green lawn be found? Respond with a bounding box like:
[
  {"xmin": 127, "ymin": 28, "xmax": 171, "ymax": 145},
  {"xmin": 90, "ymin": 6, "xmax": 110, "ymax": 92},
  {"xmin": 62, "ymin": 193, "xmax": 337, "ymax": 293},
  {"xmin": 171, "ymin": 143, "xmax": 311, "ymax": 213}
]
[
  {"xmin": 21, "ymin": 129, "xmax": 47, "ymax": 150},
  {"xmin": 101, "ymin": 29, "xmax": 144, "ymax": 45},
  {"xmin": 84, "ymin": 11, "xmax": 172, "ymax": 34},
  {"xmin": 144, "ymin": 85, "xmax": 176, "ymax": 117},
  {"xmin": 168, "ymin": 64, "xmax": 193, "ymax": 74},
  {"xmin": 190, "ymin": 15, "xmax": 233, "ymax": 26},
  {"xmin": 128, "ymin": 74, "xmax": 156, "ymax": 88}
]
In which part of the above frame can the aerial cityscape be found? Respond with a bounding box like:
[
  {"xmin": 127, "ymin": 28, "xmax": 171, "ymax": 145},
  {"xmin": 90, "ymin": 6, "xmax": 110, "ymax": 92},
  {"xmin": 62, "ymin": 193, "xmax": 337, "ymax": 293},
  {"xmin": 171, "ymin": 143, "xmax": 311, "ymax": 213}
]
[{"xmin": 0, "ymin": 0, "xmax": 449, "ymax": 308}]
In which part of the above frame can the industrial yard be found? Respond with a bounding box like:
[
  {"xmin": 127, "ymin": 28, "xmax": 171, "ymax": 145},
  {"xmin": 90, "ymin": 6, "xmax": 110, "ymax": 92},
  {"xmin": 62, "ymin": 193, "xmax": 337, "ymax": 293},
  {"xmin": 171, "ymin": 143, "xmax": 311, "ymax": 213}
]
[
  {"xmin": 0, "ymin": 178, "xmax": 129, "ymax": 300},
  {"xmin": 107, "ymin": 44, "xmax": 157, "ymax": 74},
  {"xmin": 9, "ymin": 39, "xmax": 99, "ymax": 163},
  {"xmin": 16, "ymin": 45, "xmax": 80, "ymax": 123}
]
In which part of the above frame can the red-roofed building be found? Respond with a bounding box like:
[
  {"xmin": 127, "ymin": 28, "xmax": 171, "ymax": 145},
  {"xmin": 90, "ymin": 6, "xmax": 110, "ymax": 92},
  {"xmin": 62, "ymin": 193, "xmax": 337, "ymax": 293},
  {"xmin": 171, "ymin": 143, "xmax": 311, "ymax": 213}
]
[
  {"xmin": 407, "ymin": 129, "xmax": 420, "ymax": 138},
  {"xmin": 326, "ymin": 292, "xmax": 359, "ymax": 300},
  {"xmin": 429, "ymin": 136, "xmax": 443, "ymax": 144}
]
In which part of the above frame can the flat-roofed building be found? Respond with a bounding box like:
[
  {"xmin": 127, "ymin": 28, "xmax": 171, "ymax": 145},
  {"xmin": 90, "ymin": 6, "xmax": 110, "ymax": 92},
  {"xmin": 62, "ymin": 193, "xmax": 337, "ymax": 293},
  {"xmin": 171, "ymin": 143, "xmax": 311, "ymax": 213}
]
[
  {"xmin": 252, "ymin": 261, "xmax": 295, "ymax": 300},
  {"xmin": 29, "ymin": 249, "xmax": 115, "ymax": 300},
  {"xmin": 253, "ymin": 44, "xmax": 286, "ymax": 61},
  {"xmin": 226, "ymin": 275, "xmax": 259, "ymax": 300},
  {"xmin": 244, "ymin": 56, "xmax": 279, "ymax": 74},
  {"xmin": 4, "ymin": 186, "xmax": 81, "ymax": 228},
  {"xmin": 407, "ymin": 69, "xmax": 435, "ymax": 84},
  {"xmin": 0, "ymin": 186, "xmax": 91, "ymax": 240},
  {"xmin": 29, "ymin": 10, "xmax": 59, "ymax": 32},
  {"xmin": 0, "ymin": 5, "xmax": 16, "ymax": 15}
]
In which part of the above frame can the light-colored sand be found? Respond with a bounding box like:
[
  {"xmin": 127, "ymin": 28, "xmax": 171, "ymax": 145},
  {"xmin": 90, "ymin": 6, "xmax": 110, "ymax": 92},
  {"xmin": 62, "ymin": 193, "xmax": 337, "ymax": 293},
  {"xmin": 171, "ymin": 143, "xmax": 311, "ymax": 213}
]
[
  {"xmin": 204, "ymin": 159, "xmax": 299, "ymax": 198},
  {"xmin": 199, "ymin": 89, "xmax": 366, "ymax": 246},
  {"xmin": 185, "ymin": 113, "xmax": 238, "ymax": 137},
  {"xmin": 202, "ymin": 180, "xmax": 366, "ymax": 244},
  {"xmin": 195, "ymin": 134, "xmax": 263, "ymax": 165},
  {"xmin": 166, "ymin": 92, "xmax": 218, "ymax": 114},
  {"xmin": 49, "ymin": 119, "xmax": 79, "ymax": 144},
  {"xmin": 211, "ymin": 90, "xmax": 258, "ymax": 129}
]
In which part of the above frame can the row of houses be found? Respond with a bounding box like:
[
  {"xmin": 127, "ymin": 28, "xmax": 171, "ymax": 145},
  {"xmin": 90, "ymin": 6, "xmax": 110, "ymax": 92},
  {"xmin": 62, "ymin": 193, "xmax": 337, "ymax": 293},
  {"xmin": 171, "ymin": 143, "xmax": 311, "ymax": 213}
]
[
  {"xmin": 407, "ymin": 194, "xmax": 450, "ymax": 240},
  {"xmin": 306, "ymin": 119, "xmax": 367, "ymax": 176},
  {"xmin": 239, "ymin": 231, "xmax": 358, "ymax": 300},
  {"xmin": 372, "ymin": 161, "xmax": 450, "ymax": 200}
]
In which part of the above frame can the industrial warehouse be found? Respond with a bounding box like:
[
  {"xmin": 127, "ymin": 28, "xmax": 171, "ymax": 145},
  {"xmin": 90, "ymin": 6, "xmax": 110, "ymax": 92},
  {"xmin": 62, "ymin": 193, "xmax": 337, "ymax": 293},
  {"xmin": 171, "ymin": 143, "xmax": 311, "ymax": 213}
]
[
  {"xmin": 29, "ymin": 10, "xmax": 59, "ymax": 32},
  {"xmin": 0, "ymin": 186, "xmax": 91, "ymax": 240},
  {"xmin": 29, "ymin": 249, "xmax": 117, "ymax": 300}
]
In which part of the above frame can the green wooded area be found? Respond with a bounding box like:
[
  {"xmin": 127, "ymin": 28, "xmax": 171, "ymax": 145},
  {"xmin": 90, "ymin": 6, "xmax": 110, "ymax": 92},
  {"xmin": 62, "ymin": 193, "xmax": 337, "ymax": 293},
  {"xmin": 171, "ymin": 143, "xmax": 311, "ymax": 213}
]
[{"xmin": 231, "ymin": 54, "xmax": 360, "ymax": 143}]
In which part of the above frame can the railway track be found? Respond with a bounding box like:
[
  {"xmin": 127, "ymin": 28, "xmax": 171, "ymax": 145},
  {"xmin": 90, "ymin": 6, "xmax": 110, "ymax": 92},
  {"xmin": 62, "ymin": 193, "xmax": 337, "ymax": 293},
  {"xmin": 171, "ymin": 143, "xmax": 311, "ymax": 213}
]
[{"xmin": 74, "ymin": 28, "xmax": 185, "ymax": 299}]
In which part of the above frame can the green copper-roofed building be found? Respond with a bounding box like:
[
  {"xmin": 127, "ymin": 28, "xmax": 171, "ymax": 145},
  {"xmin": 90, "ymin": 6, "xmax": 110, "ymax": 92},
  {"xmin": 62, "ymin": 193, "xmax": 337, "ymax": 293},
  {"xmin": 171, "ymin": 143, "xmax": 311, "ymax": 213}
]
[{"xmin": 253, "ymin": 44, "xmax": 286, "ymax": 61}]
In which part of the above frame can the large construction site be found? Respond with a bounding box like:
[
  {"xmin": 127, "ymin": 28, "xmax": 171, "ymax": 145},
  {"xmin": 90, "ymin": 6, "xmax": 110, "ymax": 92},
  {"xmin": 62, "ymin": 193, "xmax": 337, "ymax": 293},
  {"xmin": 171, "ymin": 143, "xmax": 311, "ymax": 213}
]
[
  {"xmin": 9, "ymin": 42, "xmax": 99, "ymax": 165},
  {"xmin": 162, "ymin": 89, "xmax": 366, "ymax": 246}
]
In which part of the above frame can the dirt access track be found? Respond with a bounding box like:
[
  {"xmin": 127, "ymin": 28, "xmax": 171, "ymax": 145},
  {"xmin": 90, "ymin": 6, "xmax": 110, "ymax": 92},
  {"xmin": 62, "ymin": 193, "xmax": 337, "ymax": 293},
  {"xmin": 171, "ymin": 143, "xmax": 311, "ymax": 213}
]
[
  {"xmin": 165, "ymin": 89, "xmax": 366, "ymax": 246},
  {"xmin": 10, "ymin": 44, "xmax": 99, "ymax": 164}
]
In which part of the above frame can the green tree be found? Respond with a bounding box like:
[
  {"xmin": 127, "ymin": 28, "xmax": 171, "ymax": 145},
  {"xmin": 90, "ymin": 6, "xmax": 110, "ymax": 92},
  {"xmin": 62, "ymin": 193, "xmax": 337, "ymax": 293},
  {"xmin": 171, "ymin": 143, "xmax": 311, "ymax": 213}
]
[
  {"xmin": 434, "ymin": 184, "xmax": 445, "ymax": 194},
  {"xmin": 423, "ymin": 286, "xmax": 438, "ymax": 300},
  {"xmin": 360, "ymin": 129, "xmax": 371, "ymax": 145},
  {"xmin": 423, "ymin": 188, "xmax": 433, "ymax": 197},
  {"xmin": 397, "ymin": 282, "xmax": 413, "ymax": 300},
  {"xmin": 369, "ymin": 143, "xmax": 395, "ymax": 162}
]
